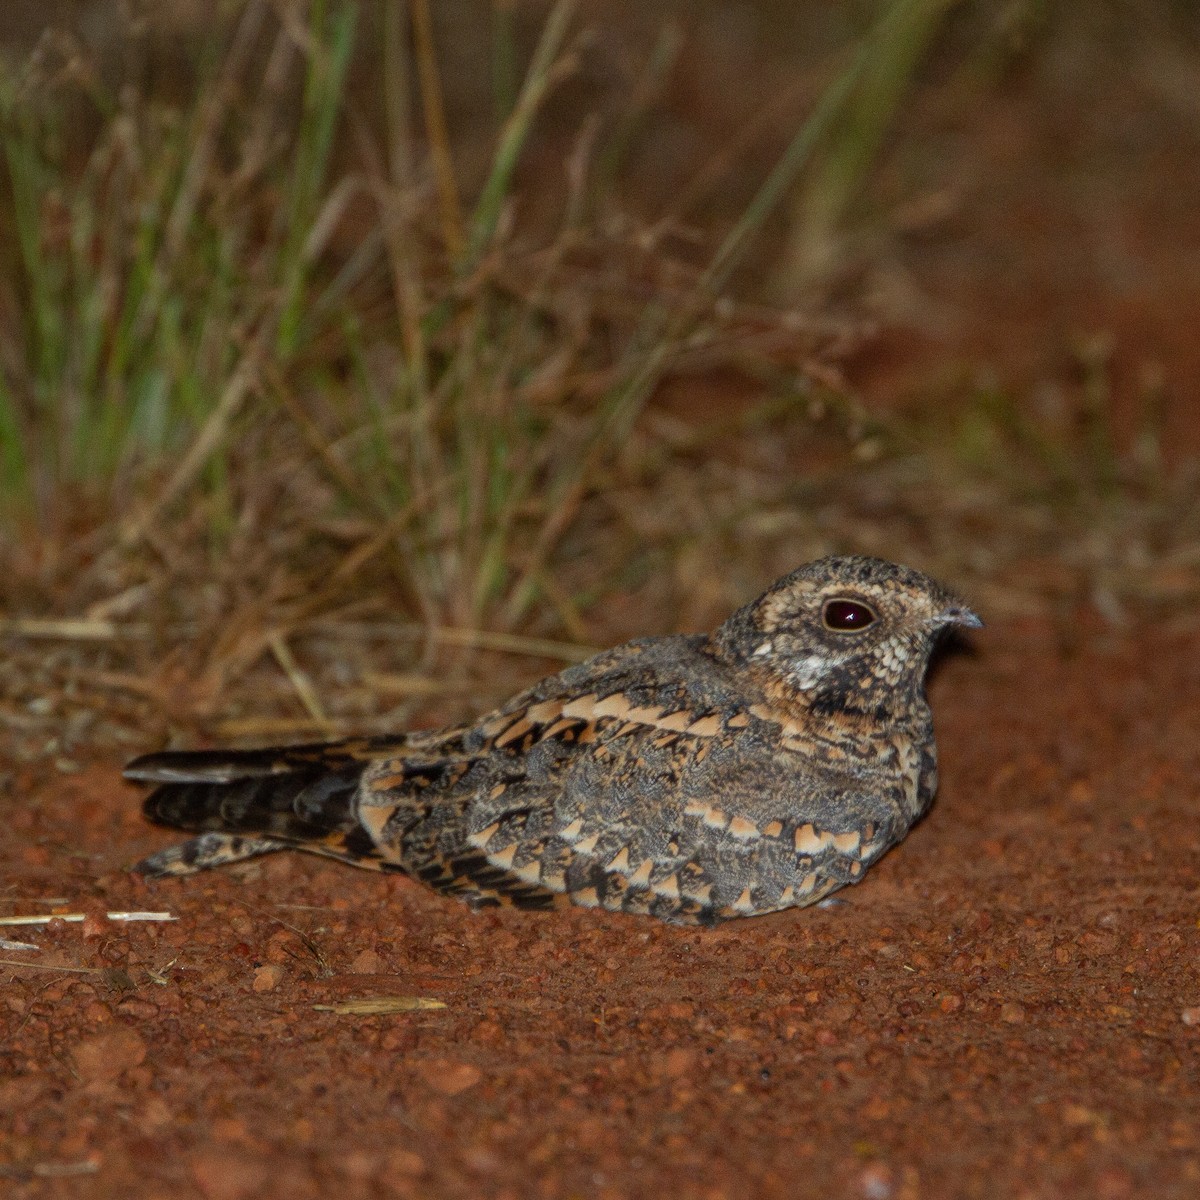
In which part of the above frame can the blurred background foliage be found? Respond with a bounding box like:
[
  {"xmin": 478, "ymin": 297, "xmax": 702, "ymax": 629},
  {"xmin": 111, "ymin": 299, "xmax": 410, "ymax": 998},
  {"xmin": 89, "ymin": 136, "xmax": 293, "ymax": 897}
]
[{"xmin": 0, "ymin": 0, "xmax": 1198, "ymax": 757}]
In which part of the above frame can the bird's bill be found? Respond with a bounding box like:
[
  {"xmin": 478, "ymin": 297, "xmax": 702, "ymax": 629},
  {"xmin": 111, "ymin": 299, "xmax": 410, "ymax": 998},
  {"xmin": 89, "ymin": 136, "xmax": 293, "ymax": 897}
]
[{"xmin": 934, "ymin": 604, "xmax": 984, "ymax": 630}]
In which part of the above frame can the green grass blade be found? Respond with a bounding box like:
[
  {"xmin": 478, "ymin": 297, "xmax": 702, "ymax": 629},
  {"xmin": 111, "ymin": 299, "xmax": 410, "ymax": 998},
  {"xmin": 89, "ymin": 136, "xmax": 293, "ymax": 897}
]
[
  {"xmin": 706, "ymin": 0, "xmax": 955, "ymax": 297},
  {"xmin": 462, "ymin": 0, "xmax": 578, "ymax": 272},
  {"xmin": 276, "ymin": 0, "xmax": 358, "ymax": 358}
]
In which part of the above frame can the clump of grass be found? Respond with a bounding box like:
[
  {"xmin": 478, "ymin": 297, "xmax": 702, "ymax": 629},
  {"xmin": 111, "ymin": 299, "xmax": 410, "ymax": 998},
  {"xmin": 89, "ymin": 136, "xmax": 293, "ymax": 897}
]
[
  {"xmin": 0, "ymin": 0, "xmax": 849, "ymax": 744},
  {"xmin": 774, "ymin": 0, "xmax": 958, "ymax": 294},
  {"xmin": 184, "ymin": 0, "xmax": 848, "ymax": 635},
  {"xmin": 0, "ymin": 2, "xmax": 361, "ymax": 529}
]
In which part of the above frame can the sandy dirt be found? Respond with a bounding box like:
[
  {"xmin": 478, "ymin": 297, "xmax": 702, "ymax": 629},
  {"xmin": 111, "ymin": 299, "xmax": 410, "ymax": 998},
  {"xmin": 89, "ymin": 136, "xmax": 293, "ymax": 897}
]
[{"xmin": 2, "ymin": 620, "xmax": 1198, "ymax": 1199}]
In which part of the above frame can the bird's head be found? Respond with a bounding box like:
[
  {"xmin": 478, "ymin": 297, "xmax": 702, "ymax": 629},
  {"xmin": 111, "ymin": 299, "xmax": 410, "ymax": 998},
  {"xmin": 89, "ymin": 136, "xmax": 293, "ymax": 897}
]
[{"xmin": 715, "ymin": 556, "xmax": 981, "ymax": 716}]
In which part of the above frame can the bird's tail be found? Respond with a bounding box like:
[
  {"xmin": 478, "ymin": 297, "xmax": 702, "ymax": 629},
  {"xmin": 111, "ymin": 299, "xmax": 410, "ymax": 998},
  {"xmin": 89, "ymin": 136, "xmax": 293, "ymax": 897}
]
[{"xmin": 125, "ymin": 741, "xmax": 385, "ymax": 877}]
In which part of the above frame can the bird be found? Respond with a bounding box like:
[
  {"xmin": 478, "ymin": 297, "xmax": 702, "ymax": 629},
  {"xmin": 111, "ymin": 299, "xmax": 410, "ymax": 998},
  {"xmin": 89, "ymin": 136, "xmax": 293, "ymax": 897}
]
[{"xmin": 125, "ymin": 555, "xmax": 981, "ymax": 925}]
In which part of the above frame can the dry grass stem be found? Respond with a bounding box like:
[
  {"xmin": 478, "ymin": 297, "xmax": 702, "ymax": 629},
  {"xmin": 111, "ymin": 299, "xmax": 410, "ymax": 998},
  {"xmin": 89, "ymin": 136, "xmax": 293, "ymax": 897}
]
[
  {"xmin": 239, "ymin": 901, "xmax": 334, "ymax": 977},
  {"xmin": 360, "ymin": 671, "xmax": 474, "ymax": 698},
  {"xmin": 0, "ymin": 912, "xmax": 177, "ymax": 926},
  {"xmin": 408, "ymin": 0, "xmax": 464, "ymax": 258},
  {"xmin": 0, "ymin": 1163, "xmax": 100, "ymax": 1182},
  {"xmin": 0, "ymin": 618, "xmax": 119, "ymax": 640},
  {"xmin": 269, "ymin": 631, "xmax": 332, "ymax": 726},
  {"xmin": 313, "ymin": 996, "xmax": 447, "ymax": 1014},
  {"xmin": 0, "ymin": 960, "xmax": 104, "ymax": 974}
]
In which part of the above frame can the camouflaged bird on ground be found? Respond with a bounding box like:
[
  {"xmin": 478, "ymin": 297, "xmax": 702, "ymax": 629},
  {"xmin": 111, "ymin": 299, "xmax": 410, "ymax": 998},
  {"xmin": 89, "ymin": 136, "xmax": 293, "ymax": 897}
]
[{"xmin": 126, "ymin": 556, "xmax": 981, "ymax": 925}]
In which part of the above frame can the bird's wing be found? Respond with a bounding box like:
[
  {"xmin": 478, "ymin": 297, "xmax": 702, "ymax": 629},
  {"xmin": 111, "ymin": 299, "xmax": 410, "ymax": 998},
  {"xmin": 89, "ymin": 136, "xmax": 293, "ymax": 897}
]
[
  {"xmin": 345, "ymin": 636, "xmax": 739, "ymax": 914},
  {"xmin": 353, "ymin": 635, "xmax": 889, "ymax": 922}
]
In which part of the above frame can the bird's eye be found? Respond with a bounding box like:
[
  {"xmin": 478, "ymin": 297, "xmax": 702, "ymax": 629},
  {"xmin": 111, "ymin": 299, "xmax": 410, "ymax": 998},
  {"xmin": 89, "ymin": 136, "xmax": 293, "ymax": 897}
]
[{"xmin": 822, "ymin": 598, "xmax": 878, "ymax": 632}]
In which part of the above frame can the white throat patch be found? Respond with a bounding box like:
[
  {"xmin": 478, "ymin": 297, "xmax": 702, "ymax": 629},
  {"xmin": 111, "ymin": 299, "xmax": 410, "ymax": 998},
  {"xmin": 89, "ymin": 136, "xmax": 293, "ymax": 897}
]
[{"xmin": 788, "ymin": 652, "xmax": 835, "ymax": 690}]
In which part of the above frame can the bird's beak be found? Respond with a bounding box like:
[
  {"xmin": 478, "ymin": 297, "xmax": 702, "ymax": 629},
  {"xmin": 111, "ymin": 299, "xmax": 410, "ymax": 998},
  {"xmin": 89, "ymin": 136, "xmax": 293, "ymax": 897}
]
[{"xmin": 935, "ymin": 604, "xmax": 983, "ymax": 630}]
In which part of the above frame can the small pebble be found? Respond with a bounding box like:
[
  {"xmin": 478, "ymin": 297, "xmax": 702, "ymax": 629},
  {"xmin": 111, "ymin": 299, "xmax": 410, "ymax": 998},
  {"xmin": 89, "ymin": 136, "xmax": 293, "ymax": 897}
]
[
  {"xmin": 71, "ymin": 1028, "xmax": 147, "ymax": 1084},
  {"xmin": 417, "ymin": 1058, "xmax": 482, "ymax": 1096},
  {"xmin": 859, "ymin": 1163, "xmax": 894, "ymax": 1200},
  {"xmin": 251, "ymin": 964, "xmax": 286, "ymax": 993}
]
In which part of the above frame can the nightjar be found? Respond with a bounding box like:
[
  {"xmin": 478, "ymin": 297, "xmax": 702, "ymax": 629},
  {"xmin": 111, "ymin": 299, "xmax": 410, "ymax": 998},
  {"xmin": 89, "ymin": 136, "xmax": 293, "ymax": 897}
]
[{"xmin": 126, "ymin": 555, "xmax": 980, "ymax": 925}]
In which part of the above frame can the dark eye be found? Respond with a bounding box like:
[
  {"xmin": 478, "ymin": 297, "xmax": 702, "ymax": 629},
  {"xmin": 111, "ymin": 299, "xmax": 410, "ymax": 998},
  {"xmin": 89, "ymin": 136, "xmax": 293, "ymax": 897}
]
[{"xmin": 822, "ymin": 598, "xmax": 877, "ymax": 632}]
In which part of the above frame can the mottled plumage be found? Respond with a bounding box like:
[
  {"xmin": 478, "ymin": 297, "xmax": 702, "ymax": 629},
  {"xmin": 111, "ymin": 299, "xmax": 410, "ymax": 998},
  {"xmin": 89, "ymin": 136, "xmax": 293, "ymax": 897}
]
[{"xmin": 126, "ymin": 556, "xmax": 980, "ymax": 925}]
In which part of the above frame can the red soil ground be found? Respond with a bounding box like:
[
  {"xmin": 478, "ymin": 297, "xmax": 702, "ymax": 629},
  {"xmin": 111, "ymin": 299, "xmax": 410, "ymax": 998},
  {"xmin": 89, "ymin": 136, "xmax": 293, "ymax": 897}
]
[{"xmin": 2, "ymin": 620, "xmax": 1198, "ymax": 1199}]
